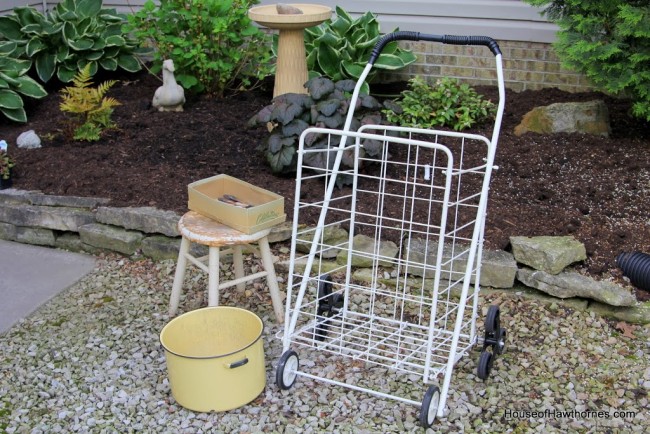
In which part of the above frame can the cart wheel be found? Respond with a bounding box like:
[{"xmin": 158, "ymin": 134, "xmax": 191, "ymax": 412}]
[
  {"xmin": 477, "ymin": 349, "xmax": 493, "ymax": 380},
  {"xmin": 318, "ymin": 274, "xmax": 333, "ymax": 300},
  {"xmin": 276, "ymin": 350, "xmax": 300, "ymax": 390},
  {"xmin": 485, "ymin": 305, "xmax": 500, "ymax": 334},
  {"xmin": 315, "ymin": 275, "xmax": 344, "ymax": 341},
  {"xmin": 315, "ymin": 275, "xmax": 333, "ymax": 341},
  {"xmin": 419, "ymin": 385, "xmax": 441, "ymax": 428},
  {"xmin": 495, "ymin": 327, "xmax": 507, "ymax": 355},
  {"xmin": 314, "ymin": 318, "xmax": 329, "ymax": 341}
]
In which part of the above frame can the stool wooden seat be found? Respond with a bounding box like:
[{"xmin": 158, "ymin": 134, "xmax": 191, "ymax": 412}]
[{"xmin": 169, "ymin": 211, "xmax": 284, "ymax": 322}]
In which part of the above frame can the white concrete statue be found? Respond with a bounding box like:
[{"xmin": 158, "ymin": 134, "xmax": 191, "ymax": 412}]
[{"xmin": 152, "ymin": 59, "xmax": 186, "ymax": 112}]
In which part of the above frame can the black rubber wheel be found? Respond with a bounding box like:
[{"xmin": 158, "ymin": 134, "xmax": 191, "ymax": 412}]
[
  {"xmin": 477, "ymin": 349, "xmax": 493, "ymax": 380},
  {"xmin": 318, "ymin": 274, "xmax": 333, "ymax": 300},
  {"xmin": 315, "ymin": 275, "xmax": 333, "ymax": 341},
  {"xmin": 419, "ymin": 385, "xmax": 441, "ymax": 428},
  {"xmin": 485, "ymin": 305, "xmax": 500, "ymax": 334},
  {"xmin": 276, "ymin": 350, "xmax": 299, "ymax": 390},
  {"xmin": 314, "ymin": 319, "xmax": 329, "ymax": 341},
  {"xmin": 315, "ymin": 275, "xmax": 345, "ymax": 342},
  {"xmin": 495, "ymin": 327, "xmax": 507, "ymax": 355}
]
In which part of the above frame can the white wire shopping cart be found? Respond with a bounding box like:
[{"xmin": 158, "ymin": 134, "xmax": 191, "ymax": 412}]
[{"xmin": 276, "ymin": 32, "xmax": 507, "ymax": 428}]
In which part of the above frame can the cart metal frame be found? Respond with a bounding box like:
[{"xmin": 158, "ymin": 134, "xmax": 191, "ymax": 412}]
[{"xmin": 276, "ymin": 32, "xmax": 506, "ymax": 427}]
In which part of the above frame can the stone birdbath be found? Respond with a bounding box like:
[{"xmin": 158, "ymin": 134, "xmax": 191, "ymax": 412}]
[{"xmin": 249, "ymin": 4, "xmax": 331, "ymax": 97}]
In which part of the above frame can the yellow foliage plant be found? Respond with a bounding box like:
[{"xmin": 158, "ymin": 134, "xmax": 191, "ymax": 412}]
[{"xmin": 60, "ymin": 64, "xmax": 121, "ymax": 141}]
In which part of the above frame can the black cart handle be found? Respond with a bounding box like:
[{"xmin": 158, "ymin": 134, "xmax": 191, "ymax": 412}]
[{"xmin": 369, "ymin": 31, "xmax": 501, "ymax": 64}]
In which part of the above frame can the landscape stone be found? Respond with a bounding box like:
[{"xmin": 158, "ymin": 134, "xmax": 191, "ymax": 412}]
[
  {"xmin": 0, "ymin": 203, "xmax": 96, "ymax": 231},
  {"xmin": 0, "ymin": 190, "xmax": 106, "ymax": 208},
  {"xmin": 351, "ymin": 268, "xmax": 454, "ymax": 296},
  {"xmin": 297, "ymin": 224, "xmax": 349, "ymax": 259},
  {"xmin": 14, "ymin": 226, "xmax": 55, "ymax": 246},
  {"xmin": 351, "ymin": 268, "xmax": 496, "ymax": 300},
  {"xmin": 78, "ymin": 223, "xmax": 144, "ymax": 255},
  {"xmin": 480, "ymin": 250, "xmax": 518, "ymax": 288},
  {"xmin": 16, "ymin": 129, "xmax": 41, "ymax": 149},
  {"xmin": 275, "ymin": 257, "xmax": 340, "ymax": 276},
  {"xmin": 0, "ymin": 221, "xmax": 16, "ymax": 240},
  {"xmin": 28, "ymin": 194, "xmax": 110, "ymax": 209},
  {"xmin": 0, "ymin": 189, "xmax": 38, "ymax": 205},
  {"xmin": 588, "ymin": 301, "xmax": 650, "ymax": 325},
  {"xmin": 54, "ymin": 232, "xmax": 85, "ymax": 253},
  {"xmin": 404, "ymin": 238, "xmax": 517, "ymax": 288},
  {"xmin": 141, "ymin": 235, "xmax": 181, "ymax": 260},
  {"xmin": 336, "ymin": 234, "xmax": 397, "ymax": 267},
  {"xmin": 514, "ymin": 100, "xmax": 611, "ymax": 137},
  {"xmin": 517, "ymin": 267, "xmax": 636, "ymax": 306},
  {"xmin": 508, "ymin": 284, "xmax": 590, "ymax": 311},
  {"xmin": 510, "ymin": 235, "xmax": 586, "ymax": 274},
  {"xmin": 267, "ymin": 221, "xmax": 293, "ymax": 243},
  {"xmin": 95, "ymin": 206, "xmax": 180, "ymax": 237}
]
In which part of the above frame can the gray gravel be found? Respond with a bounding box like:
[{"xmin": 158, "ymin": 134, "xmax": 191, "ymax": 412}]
[{"xmin": 1, "ymin": 253, "xmax": 649, "ymax": 433}]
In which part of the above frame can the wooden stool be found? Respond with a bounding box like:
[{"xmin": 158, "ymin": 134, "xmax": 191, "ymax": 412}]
[{"xmin": 169, "ymin": 211, "xmax": 284, "ymax": 322}]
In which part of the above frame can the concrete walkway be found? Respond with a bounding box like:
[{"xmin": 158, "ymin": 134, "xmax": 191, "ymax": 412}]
[{"xmin": 0, "ymin": 240, "xmax": 96, "ymax": 334}]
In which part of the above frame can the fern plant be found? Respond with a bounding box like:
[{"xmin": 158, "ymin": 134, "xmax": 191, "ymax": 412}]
[{"xmin": 60, "ymin": 64, "xmax": 120, "ymax": 141}]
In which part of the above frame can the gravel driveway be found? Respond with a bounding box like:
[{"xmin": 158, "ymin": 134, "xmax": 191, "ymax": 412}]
[{"xmin": 1, "ymin": 254, "xmax": 648, "ymax": 433}]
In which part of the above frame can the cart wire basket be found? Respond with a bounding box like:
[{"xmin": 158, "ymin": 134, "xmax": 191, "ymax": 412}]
[{"xmin": 276, "ymin": 31, "xmax": 507, "ymax": 428}]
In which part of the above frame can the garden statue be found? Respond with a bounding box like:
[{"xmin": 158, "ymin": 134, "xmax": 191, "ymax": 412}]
[{"xmin": 152, "ymin": 59, "xmax": 185, "ymax": 112}]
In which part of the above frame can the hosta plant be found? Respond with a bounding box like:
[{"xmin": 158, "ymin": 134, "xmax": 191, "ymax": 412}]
[
  {"xmin": 59, "ymin": 63, "xmax": 120, "ymax": 141},
  {"xmin": 0, "ymin": 0, "xmax": 142, "ymax": 84},
  {"xmin": 0, "ymin": 55, "xmax": 47, "ymax": 123},
  {"xmin": 383, "ymin": 77, "xmax": 495, "ymax": 131},
  {"xmin": 302, "ymin": 6, "xmax": 417, "ymax": 95},
  {"xmin": 248, "ymin": 77, "xmax": 386, "ymax": 178},
  {"xmin": 128, "ymin": 0, "xmax": 273, "ymax": 96}
]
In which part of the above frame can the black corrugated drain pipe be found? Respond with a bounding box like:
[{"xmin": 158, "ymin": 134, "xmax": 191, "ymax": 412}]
[{"xmin": 616, "ymin": 252, "xmax": 650, "ymax": 292}]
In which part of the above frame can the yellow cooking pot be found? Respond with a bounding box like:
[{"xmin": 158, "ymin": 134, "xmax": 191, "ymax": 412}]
[{"xmin": 160, "ymin": 306, "xmax": 266, "ymax": 412}]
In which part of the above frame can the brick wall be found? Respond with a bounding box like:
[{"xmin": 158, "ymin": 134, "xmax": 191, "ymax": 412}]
[{"xmin": 380, "ymin": 40, "xmax": 594, "ymax": 92}]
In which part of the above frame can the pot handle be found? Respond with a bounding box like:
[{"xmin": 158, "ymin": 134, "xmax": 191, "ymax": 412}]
[{"xmin": 227, "ymin": 357, "xmax": 249, "ymax": 369}]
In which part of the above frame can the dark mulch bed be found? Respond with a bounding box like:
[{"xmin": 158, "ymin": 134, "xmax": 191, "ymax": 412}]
[{"xmin": 1, "ymin": 69, "xmax": 648, "ymax": 297}]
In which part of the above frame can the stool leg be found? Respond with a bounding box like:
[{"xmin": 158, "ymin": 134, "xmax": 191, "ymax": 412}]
[
  {"xmin": 208, "ymin": 246, "xmax": 220, "ymax": 306},
  {"xmin": 233, "ymin": 245, "xmax": 245, "ymax": 292},
  {"xmin": 169, "ymin": 236, "xmax": 190, "ymax": 315},
  {"xmin": 258, "ymin": 236, "xmax": 284, "ymax": 323}
]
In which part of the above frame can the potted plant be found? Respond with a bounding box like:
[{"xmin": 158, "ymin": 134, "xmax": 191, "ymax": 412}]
[{"xmin": 0, "ymin": 150, "xmax": 15, "ymax": 189}]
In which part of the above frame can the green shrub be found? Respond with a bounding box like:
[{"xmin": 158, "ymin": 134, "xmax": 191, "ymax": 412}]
[
  {"xmin": 60, "ymin": 63, "xmax": 120, "ymax": 141},
  {"xmin": 0, "ymin": 0, "xmax": 142, "ymax": 84},
  {"xmin": 128, "ymin": 0, "xmax": 273, "ymax": 96},
  {"xmin": 523, "ymin": 0, "xmax": 650, "ymax": 121},
  {"xmin": 248, "ymin": 77, "xmax": 385, "ymax": 176},
  {"xmin": 302, "ymin": 6, "xmax": 417, "ymax": 95},
  {"xmin": 383, "ymin": 77, "xmax": 495, "ymax": 131},
  {"xmin": 0, "ymin": 56, "xmax": 47, "ymax": 123}
]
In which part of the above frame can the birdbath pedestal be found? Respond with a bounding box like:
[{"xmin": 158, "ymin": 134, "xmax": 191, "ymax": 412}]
[{"xmin": 249, "ymin": 4, "xmax": 331, "ymax": 98}]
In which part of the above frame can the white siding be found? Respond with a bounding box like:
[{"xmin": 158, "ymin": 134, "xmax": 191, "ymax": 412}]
[
  {"xmin": 0, "ymin": 1, "xmax": 146, "ymax": 15},
  {"xmin": 2, "ymin": 1, "xmax": 557, "ymax": 43},
  {"xmin": 256, "ymin": 0, "xmax": 557, "ymax": 43},
  {"xmin": 101, "ymin": 0, "xmax": 148, "ymax": 13},
  {"xmin": 1, "ymin": 1, "xmax": 48, "ymax": 15}
]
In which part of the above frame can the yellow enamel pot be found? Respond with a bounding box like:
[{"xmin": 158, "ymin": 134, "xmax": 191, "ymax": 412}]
[{"xmin": 160, "ymin": 307, "xmax": 265, "ymax": 412}]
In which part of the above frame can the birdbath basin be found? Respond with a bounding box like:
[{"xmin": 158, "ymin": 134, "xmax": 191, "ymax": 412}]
[{"xmin": 249, "ymin": 4, "xmax": 331, "ymax": 97}]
